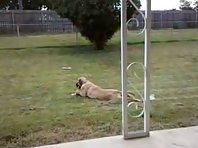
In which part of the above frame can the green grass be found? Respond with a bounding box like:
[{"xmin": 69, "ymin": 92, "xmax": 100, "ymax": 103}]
[{"xmin": 0, "ymin": 29, "xmax": 198, "ymax": 147}]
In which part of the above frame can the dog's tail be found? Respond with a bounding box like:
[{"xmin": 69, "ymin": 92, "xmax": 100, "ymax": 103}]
[
  {"xmin": 127, "ymin": 91, "xmax": 142, "ymax": 102},
  {"xmin": 119, "ymin": 91, "xmax": 142, "ymax": 102}
]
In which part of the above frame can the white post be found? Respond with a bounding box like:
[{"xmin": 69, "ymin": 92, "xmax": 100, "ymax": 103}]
[
  {"xmin": 121, "ymin": 0, "xmax": 128, "ymax": 137},
  {"xmin": 144, "ymin": 0, "xmax": 151, "ymax": 133},
  {"xmin": 121, "ymin": 0, "xmax": 151, "ymax": 139}
]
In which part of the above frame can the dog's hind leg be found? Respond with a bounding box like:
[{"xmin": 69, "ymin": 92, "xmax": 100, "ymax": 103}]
[{"xmin": 107, "ymin": 98, "xmax": 121, "ymax": 104}]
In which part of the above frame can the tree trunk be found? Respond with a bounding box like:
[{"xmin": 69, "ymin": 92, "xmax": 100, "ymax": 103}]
[
  {"xmin": 18, "ymin": 0, "xmax": 23, "ymax": 10},
  {"xmin": 94, "ymin": 41, "xmax": 106, "ymax": 50}
]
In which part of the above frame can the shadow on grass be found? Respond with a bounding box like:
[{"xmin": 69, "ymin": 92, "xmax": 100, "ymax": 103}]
[
  {"xmin": 1, "ymin": 38, "xmax": 198, "ymax": 54},
  {"xmin": 0, "ymin": 44, "xmax": 120, "ymax": 56},
  {"xmin": 0, "ymin": 44, "xmax": 89, "ymax": 51},
  {"xmin": 128, "ymin": 38, "xmax": 198, "ymax": 45}
]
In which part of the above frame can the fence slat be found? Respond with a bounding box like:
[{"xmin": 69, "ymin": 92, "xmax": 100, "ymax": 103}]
[{"xmin": 0, "ymin": 10, "xmax": 197, "ymax": 35}]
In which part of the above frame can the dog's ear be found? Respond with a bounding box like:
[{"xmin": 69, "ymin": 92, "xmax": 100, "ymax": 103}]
[
  {"xmin": 76, "ymin": 82, "xmax": 80, "ymax": 88},
  {"xmin": 77, "ymin": 77, "xmax": 87, "ymax": 89},
  {"xmin": 79, "ymin": 79, "xmax": 83, "ymax": 86},
  {"xmin": 79, "ymin": 77, "xmax": 87, "ymax": 83}
]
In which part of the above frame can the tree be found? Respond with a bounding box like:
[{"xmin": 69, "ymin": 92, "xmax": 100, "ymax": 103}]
[
  {"xmin": 18, "ymin": 0, "xmax": 23, "ymax": 10},
  {"xmin": 0, "ymin": 0, "xmax": 16, "ymax": 9},
  {"xmin": 0, "ymin": 0, "xmax": 45, "ymax": 10},
  {"xmin": 60, "ymin": 0, "xmax": 141, "ymax": 50},
  {"xmin": 180, "ymin": 0, "xmax": 193, "ymax": 10},
  {"xmin": 0, "ymin": 0, "xmax": 141, "ymax": 50},
  {"xmin": 193, "ymin": 0, "xmax": 198, "ymax": 10}
]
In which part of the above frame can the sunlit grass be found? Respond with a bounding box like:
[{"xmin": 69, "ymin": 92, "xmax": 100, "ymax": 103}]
[{"xmin": 0, "ymin": 29, "xmax": 197, "ymax": 147}]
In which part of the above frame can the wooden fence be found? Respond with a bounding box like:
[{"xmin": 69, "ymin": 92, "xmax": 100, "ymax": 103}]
[
  {"xmin": 0, "ymin": 10, "xmax": 75, "ymax": 34},
  {"xmin": 0, "ymin": 10, "xmax": 197, "ymax": 35},
  {"xmin": 135, "ymin": 10, "xmax": 198, "ymax": 29}
]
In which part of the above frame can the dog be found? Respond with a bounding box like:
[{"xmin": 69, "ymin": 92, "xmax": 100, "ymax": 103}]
[{"xmin": 71, "ymin": 76, "xmax": 142, "ymax": 104}]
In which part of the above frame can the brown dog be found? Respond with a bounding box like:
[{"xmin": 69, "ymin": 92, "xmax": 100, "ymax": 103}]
[{"xmin": 71, "ymin": 76, "xmax": 141, "ymax": 103}]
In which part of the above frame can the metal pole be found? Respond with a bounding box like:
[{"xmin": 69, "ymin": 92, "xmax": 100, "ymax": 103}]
[
  {"xmin": 121, "ymin": 0, "xmax": 128, "ymax": 138},
  {"xmin": 144, "ymin": 0, "xmax": 151, "ymax": 133},
  {"xmin": 121, "ymin": 0, "xmax": 151, "ymax": 139}
]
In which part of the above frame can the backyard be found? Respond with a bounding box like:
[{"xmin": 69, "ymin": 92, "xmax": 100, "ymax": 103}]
[{"xmin": 0, "ymin": 29, "xmax": 198, "ymax": 147}]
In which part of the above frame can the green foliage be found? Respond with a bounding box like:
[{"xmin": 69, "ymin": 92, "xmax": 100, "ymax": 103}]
[
  {"xmin": 0, "ymin": 0, "xmax": 17, "ymax": 9},
  {"xmin": 126, "ymin": 1, "xmax": 141, "ymax": 20},
  {"xmin": 64, "ymin": 0, "xmax": 119, "ymax": 49},
  {"xmin": 0, "ymin": 0, "xmax": 45, "ymax": 10},
  {"xmin": 0, "ymin": 0, "xmax": 141, "ymax": 50},
  {"xmin": 62, "ymin": 0, "xmax": 141, "ymax": 50},
  {"xmin": 0, "ymin": 31, "xmax": 198, "ymax": 147},
  {"xmin": 193, "ymin": 0, "xmax": 198, "ymax": 10},
  {"xmin": 180, "ymin": 0, "xmax": 193, "ymax": 10}
]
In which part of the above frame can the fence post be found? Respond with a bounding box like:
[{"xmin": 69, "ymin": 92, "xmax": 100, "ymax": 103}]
[
  {"xmin": 76, "ymin": 28, "xmax": 78, "ymax": 45},
  {"xmin": 72, "ymin": 24, "xmax": 74, "ymax": 33},
  {"xmin": 11, "ymin": 11, "xmax": 15, "ymax": 32},
  {"xmin": 41, "ymin": 11, "xmax": 44, "ymax": 32},
  {"xmin": 160, "ymin": 11, "xmax": 163, "ymax": 28},
  {"xmin": 16, "ymin": 24, "xmax": 20, "ymax": 37},
  {"xmin": 196, "ymin": 9, "xmax": 198, "ymax": 28}
]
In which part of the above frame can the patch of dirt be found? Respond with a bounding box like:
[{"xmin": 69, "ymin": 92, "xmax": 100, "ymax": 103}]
[{"xmin": 4, "ymin": 127, "xmax": 95, "ymax": 148}]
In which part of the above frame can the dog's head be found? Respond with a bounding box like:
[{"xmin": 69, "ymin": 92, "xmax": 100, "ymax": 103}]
[{"xmin": 75, "ymin": 76, "xmax": 87, "ymax": 89}]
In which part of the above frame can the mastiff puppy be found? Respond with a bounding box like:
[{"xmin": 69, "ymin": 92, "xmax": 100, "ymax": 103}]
[{"xmin": 71, "ymin": 76, "xmax": 142, "ymax": 104}]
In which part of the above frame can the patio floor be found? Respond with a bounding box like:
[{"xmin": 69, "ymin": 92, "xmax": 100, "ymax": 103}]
[{"xmin": 36, "ymin": 126, "xmax": 198, "ymax": 148}]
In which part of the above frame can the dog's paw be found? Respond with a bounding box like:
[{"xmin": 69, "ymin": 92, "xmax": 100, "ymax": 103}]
[{"xmin": 71, "ymin": 93, "xmax": 76, "ymax": 96}]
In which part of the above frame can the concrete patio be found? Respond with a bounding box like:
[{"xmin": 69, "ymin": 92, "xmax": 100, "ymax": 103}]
[{"xmin": 36, "ymin": 126, "xmax": 198, "ymax": 148}]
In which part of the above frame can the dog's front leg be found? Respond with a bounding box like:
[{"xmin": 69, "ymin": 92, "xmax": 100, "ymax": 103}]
[
  {"xmin": 71, "ymin": 88, "xmax": 87, "ymax": 97},
  {"xmin": 71, "ymin": 89, "xmax": 81, "ymax": 96}
]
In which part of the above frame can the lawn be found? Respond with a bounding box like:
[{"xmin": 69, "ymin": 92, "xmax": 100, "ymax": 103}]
[{"xmin": 0, "ymin": 29, "xmax": 198, "ymax": 147}]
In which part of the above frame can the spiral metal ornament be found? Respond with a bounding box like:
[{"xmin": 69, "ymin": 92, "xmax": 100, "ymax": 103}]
[
  {"xmin": 126, "ymin": 0, "xmax": 146, "ymax": 35},
  {"xmin": 126, "ymin": 0, "xmax": 147, "ymax": 118},
  {"xmin": 127, "ymin": 62, "xmax": 145, "ymax": 118}
]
